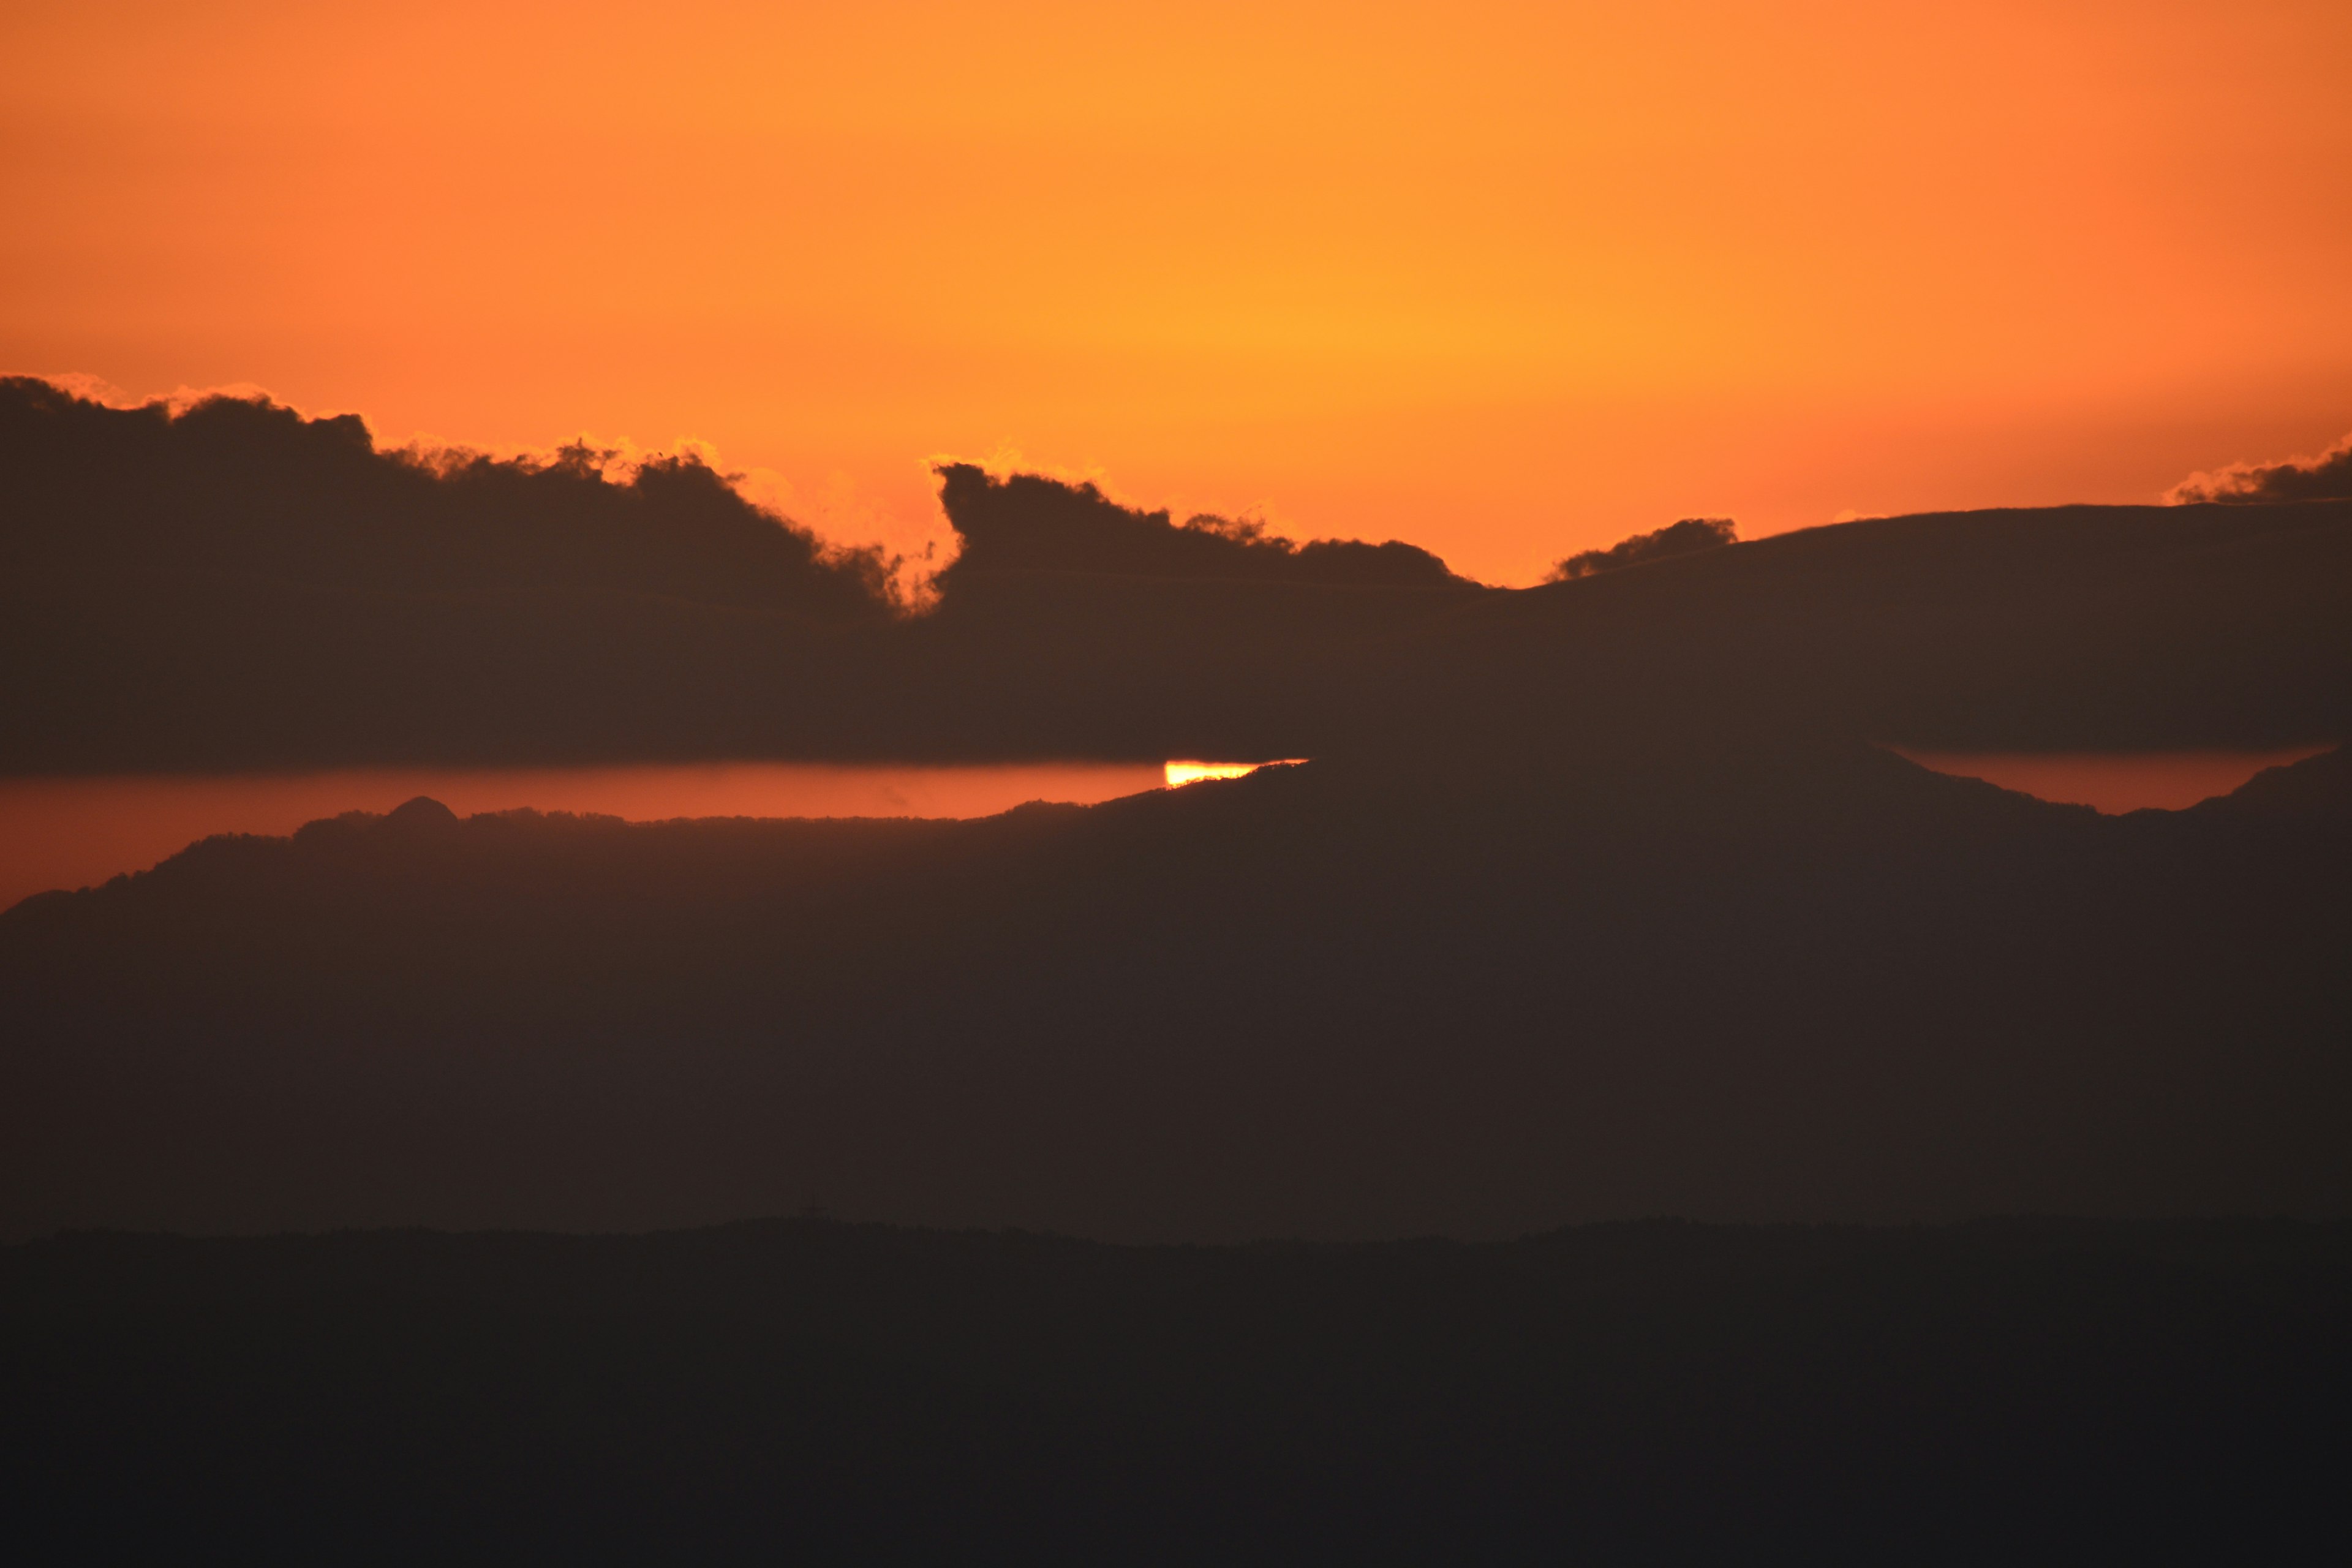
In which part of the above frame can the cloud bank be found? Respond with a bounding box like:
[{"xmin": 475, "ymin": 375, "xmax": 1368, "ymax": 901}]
[{"xmin": 2168, "ymin": 432, "xmax": 2352, "ymax": 505}]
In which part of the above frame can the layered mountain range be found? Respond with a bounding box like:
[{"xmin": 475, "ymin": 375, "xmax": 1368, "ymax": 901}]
[{"xmin": 3, "ymin": 379, "xmax": 2348, "ymax": 1238}]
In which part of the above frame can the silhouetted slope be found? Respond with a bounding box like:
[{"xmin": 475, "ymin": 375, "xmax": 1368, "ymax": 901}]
[
  {"xmin": 6, "ymin": 744, "xmax": 2347, "ymax": 1239},
  {"xmin": 0, "ymin": 381, "xmax": 1485, "ymax": 770},
  {"xmin": 6, "ymin": 379, "xmax": 2350, "ymax": 769},
  {"xmin": 1366, "ymin": 498, "xmax": 2352, "ymax": 761},
  {"xmin": 5, "ymin": 1218, "xmax": 2347, "ymax": 1562}
]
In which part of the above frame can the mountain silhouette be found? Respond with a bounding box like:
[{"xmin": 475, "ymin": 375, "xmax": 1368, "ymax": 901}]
[
  {"xmin": 6, "ymin": 379, "xmax": 2348, "ymax": 771},
  {"xmin": 10, "ymin": 377, "xmax": 2352, "ymax": 1556},
  {"xmin": 7, "ymin": 740, "xmax": 2346, "ymax": 1239}
]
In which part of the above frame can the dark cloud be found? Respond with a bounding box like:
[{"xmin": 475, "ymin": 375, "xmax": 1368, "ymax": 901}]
[
  {"xmin": 2168, "ymin": 432, "xmax": 2352, "ymax": 505},
  {"xmin": 1545, "ymin": 516, "xmax": 1736, "ymax": 581},
  {"xmin": 934, "ymin": 462, "xmax": 1469, "ymax": 587}
]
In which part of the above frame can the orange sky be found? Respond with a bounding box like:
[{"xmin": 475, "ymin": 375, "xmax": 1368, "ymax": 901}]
[{"xmin": 5, "ymin": 0, "xmax": 2349, "ymax": 583}]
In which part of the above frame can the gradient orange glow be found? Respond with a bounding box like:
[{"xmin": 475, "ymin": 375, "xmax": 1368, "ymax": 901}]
[
  {"xmin": 0, "ymin": 763, "xmax": 1164, "ymax": 911},
  {"xmin": 5, "ymin": 2, "xmax": 2350, "ymax": 581}
]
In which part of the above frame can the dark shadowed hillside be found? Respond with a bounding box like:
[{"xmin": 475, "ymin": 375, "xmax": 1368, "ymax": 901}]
[{"xmin": 7, "ymin": 742, "xmax": 2347, "ymax": 1240}]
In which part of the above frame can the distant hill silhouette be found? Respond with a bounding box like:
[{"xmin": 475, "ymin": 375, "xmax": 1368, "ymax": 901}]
[
  {"xmin": 1379, "ymin": 497, "xmax": 2352, "ymax": 758},
  {"xmin": 7, "ymin": 741, "xmax": 2346, "ymax": 1239},
  {"xmin": 0, "ymin": 376, "xmax": 895, "ymax": 615},
  {"xmin": 4, "ymin": 378, "xmax": 2349, "ymax": 769},
  {"xmin": 0, "ymin": 379, "xmax": 1485, "ymax": 770}
]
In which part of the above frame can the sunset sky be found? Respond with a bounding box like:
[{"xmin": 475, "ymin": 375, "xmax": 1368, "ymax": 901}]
[{"xmin": 6, "ymin": 0, "xmax": 2349, "ymax": 583}]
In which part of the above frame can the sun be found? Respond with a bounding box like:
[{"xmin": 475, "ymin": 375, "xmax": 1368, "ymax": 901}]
[{"xmin": 1164, "ymin": 760, "xmax": 1306, "ymax": 788}]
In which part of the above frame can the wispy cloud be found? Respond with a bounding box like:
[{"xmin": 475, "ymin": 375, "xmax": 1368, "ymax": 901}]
[{"xmin": 2167, "ymin": 432, "xmax": 2352, "ymax": 505}]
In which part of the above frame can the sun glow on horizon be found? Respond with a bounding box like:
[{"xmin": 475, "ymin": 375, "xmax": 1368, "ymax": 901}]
[{"xmin": 1165, "ymin": 760, "xmax": 1307, "ymax": 788}]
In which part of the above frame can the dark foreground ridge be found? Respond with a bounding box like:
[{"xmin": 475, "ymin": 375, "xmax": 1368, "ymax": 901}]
[{"xmin": 7, "ymin": 1216, "xmax": 2346, "ymax": 1563}]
